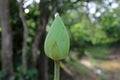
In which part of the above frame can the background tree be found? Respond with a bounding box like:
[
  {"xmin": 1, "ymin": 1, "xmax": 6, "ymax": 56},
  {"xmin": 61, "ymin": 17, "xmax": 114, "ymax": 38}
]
[
  {"xmin": 19, "ymin": 0, "xmax": 28, "ymax": 78},
  {"xmin": 0, "ymin": 0, "xmax": 14, "ymax": 79}
]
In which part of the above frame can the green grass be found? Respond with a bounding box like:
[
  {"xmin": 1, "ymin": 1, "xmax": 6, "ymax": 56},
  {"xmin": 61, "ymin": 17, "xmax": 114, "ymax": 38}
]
[{"xmin": 85, "ymin": 45, "xmax": 111, "ymax": 59}]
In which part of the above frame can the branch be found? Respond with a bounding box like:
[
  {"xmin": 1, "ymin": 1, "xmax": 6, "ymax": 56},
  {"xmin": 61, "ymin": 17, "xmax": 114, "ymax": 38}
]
[{"xmin": 19, "ymin": 1, "xmax": 28, "ymax": 77}]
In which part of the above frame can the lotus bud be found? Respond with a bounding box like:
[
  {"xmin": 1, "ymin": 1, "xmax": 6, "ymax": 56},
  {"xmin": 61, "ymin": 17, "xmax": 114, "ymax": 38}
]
[{"xmin": 44, "ymin": 14, "xmax": 70, "ymax": 60}]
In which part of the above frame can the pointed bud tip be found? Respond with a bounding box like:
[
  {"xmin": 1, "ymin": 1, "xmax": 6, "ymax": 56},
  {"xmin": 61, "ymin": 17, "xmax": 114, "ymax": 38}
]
[{"xmin": 55, "ymin": 13, "xmax": 59, "ymax": 18}]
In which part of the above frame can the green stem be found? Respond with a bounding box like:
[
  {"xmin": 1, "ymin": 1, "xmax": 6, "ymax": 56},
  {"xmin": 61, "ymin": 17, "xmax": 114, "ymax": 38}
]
[{"xmin": 54, "ymin": 60, "xmax": 60, "ymax": 80}]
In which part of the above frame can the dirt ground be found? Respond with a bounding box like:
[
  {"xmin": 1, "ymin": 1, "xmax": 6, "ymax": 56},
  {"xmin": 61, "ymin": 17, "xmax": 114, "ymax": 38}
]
[
  {"xmin": 79, "ymin": 57, "xmax": 120, "ymax": 80},
  {"xmin": 61, "ymin": 46, "xmax": 120, "ymax": 80}
]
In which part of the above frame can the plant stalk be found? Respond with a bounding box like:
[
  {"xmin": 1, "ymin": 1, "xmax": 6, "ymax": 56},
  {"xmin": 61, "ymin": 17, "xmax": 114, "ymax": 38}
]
[{"xmin": 54, "ymin": 60, "xmax": 60, "ymax": 80}]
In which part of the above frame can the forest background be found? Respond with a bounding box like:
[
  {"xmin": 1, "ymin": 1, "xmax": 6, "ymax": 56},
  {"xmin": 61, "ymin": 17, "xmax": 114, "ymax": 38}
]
[{"xmin": 0, "ymin": 0, "xmax": 120, "ymax": 80}]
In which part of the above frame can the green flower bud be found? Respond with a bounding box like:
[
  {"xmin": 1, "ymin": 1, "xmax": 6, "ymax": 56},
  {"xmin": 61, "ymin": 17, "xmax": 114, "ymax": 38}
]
[{"xmin": 44, "ymin": 14, "xmax": 70, "ymax": 60}]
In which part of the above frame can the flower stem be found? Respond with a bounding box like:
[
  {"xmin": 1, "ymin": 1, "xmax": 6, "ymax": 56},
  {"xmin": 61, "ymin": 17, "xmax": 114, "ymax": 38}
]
[{"xmin": 54, "ymin": 60, "xmax": 60, "ymax": 80}]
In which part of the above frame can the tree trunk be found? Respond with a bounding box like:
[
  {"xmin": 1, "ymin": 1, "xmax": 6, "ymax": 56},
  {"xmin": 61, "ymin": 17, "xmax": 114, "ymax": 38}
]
[
  {"xmin": 38, "ymin": 33, "xmax": 48, "ymax": 80},
  {"xmin": 0, "ymin": 0, "xmax": 14, "ymax": 79},
  {"xmin": 19, "ymin": 1, "xmax": 28, "ymax": 78},
  {"xmin": 31, "ymin": 0, "xmax": 50, "ymax": 68},
  {"xmin": 30, "ymin": 1, "xmax": 50, "ymax": 80}
]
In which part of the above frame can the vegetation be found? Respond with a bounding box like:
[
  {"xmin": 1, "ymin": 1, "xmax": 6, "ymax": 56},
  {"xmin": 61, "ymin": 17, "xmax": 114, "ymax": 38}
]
[{"xmin": 0, "ymin": 0, "xmax": 120, "ymax": 80}]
